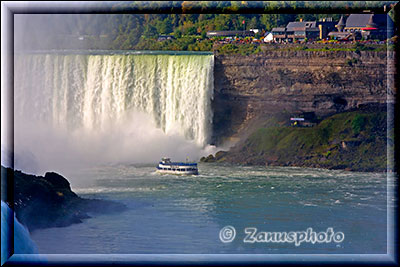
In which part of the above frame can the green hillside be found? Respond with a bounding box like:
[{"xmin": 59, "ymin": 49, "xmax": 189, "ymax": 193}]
[{"xmin": 209, "ymin": 108, "xmax": 392, "ymax": 172}]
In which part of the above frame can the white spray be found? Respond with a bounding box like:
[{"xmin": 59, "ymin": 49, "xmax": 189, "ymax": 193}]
[{"xmin": 13, "ymin": 53, "xmax": 216, "ymax": 174}]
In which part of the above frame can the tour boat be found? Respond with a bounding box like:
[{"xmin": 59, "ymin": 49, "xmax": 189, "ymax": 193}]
[{"xmin": 156, "ymin": 157, "xmax": 199, "ymax": 175}]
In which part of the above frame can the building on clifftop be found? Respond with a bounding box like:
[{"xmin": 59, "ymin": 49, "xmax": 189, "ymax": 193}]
[
  {"xmin": 328, "ymin": 13, "xmax": 393, "ymax": 41},
  {"xmin": 270, "ymin": 18, "xmax": 336, "ymax": 43}
]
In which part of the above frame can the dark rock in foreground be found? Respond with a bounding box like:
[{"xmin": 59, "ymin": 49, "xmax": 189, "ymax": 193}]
[
  {"xmin": 200, "ymin": 151, "xmax": 228, "ymax": 163},
  {"xmin": 200, "ymin": 154, "xmax": 216, "ymax": 163},
  {"xmin": 1, "ymin": 166, "xmax": 127, "ymax": 232}
]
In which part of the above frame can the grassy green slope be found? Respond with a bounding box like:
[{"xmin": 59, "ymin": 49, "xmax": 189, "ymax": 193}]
[{"xmin": 221, "ymin": 109, "xmax": 389, "ymax": 172}]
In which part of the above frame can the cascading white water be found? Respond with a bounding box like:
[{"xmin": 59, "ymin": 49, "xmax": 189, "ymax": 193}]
[
  {"xmin": 13, "ymin": 52, "xmax": 215, "ymax": 174},
  {"xmin": 15, "ymin": 53, "xmax": 214, "ymax": 146}
]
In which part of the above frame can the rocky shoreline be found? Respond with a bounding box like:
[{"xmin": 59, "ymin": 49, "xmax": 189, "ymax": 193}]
[{"xmin": 1, "ymin": 166, "xmax": 127, "ymax": 232}]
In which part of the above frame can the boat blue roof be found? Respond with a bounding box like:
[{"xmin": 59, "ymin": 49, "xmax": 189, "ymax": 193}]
[{"xmin": 159, "ymin": 162, "xmax": 197, "ymax": 166}]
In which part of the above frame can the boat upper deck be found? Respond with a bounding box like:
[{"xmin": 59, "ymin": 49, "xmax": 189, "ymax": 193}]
[{"xmin": 159, "ymin": 162, "xmax": 197, "ymax": 166}]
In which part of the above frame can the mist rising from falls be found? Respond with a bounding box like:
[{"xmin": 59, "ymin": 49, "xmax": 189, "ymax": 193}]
[{"xmin": 14, "ymin": 53, "xmax": 215, "ymax": 174}]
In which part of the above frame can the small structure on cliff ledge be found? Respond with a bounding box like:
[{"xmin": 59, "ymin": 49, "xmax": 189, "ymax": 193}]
[{"xmin": 290, "ymin": 112, "xmax": 317, "ymax": 127}]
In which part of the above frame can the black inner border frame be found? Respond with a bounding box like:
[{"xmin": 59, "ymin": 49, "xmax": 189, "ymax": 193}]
[{"xmin": 1, "ymin": 1, "xmax": 399, "ymax": 266}]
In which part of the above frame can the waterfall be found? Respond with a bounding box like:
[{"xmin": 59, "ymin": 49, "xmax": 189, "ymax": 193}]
[
  {"xmin": 13, "ymin": 52, "xmax": 215, "ymax": 173},
  {"xmin": 15, "ymin": 53, "xmax": 214, "ymax": 146}
]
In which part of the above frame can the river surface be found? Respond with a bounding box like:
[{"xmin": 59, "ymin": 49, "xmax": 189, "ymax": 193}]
[{"xmin": 30, "ymin": 163, "xmax": 390, "ymax": 254}]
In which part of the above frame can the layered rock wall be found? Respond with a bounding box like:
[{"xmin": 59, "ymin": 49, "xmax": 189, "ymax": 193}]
[{"xmin": 212, "ymin": 50, "xmax": 394, "ymax": 144}]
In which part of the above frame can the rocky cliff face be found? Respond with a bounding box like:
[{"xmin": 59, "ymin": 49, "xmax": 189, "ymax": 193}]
[
  {"xmin": 212, "ymin": 50, "xmax": 394, "ymax": 145},
  {"xmin": 1, "ymin": 166, "xmax": 127, "ymax": 231}
]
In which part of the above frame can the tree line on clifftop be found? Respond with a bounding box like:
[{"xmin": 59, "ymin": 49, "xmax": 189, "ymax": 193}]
[{"xmin": 15, "ymin": 1, "xmax": 396, "ymax": 51}]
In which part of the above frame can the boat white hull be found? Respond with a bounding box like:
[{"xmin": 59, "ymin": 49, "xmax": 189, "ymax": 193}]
[{"xmin": 156, "ymin": 169, "xmax": 198, "ymax": 175}]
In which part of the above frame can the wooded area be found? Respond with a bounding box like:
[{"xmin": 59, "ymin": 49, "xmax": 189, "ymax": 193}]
[{"xmin": 14, "ymin": 1, "xmax": 396, "ymax": 51}]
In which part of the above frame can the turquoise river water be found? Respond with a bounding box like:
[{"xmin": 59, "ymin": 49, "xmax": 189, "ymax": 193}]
[{"xmin": 30, "ymin": 163, "xmax": 391, "ymax": 255}]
